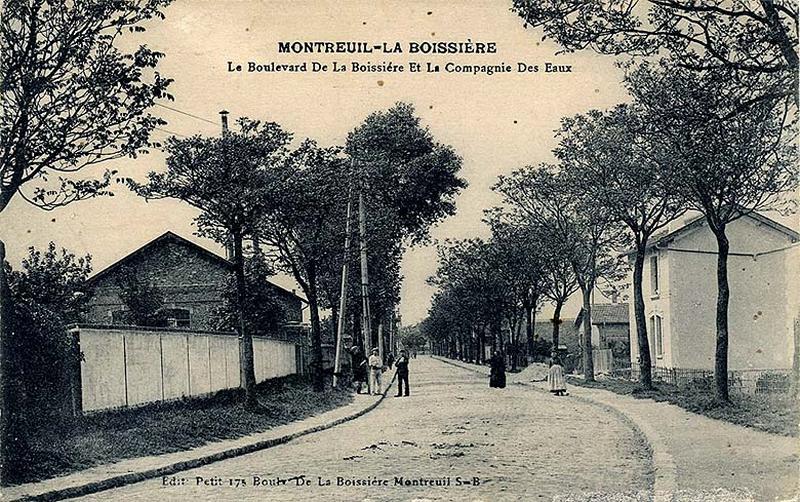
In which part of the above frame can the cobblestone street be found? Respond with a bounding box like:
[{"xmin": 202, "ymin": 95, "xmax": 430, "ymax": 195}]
[{"xmin": 76, "ymin": 356, "xmax": 652, "ymax": 501}]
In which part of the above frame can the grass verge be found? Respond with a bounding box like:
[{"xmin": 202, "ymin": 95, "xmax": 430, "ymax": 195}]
[
  {"xmin": 567, "ymin": 376, "xmax": 798, "ymax": 437},
  {"xmin": 10, "ymin": 374, "xmax": 354, "ymax": 485}
]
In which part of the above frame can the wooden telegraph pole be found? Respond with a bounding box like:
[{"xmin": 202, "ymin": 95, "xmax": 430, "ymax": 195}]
[
  {"xmin": 332, "ymin": 184, "xmax": 354, "ymax": 388},
  {"xmin": 358, "ymin": 193, "xmax": 373, "ymax": 358}
]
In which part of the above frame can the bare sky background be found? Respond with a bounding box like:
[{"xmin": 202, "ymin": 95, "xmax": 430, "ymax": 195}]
[{"xmin": 0, "ymin": 0, "xmax": 679, "ymax": 324}]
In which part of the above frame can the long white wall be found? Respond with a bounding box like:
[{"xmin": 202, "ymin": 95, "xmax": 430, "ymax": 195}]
[{"xmin": 78, "ymin": 326, "xmax": 297, "ymax": 413}]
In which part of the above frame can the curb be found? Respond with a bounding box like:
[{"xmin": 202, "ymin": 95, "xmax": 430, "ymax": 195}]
[
  {"xmin": 431, "ymin": 356, "xmax": 672, "ymax": 498},
  {"xmin": 11, "ymin": 373, "xmax": 398, "ymax": 502}
]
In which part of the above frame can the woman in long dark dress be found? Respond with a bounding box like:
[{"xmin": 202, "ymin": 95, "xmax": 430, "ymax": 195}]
[{"xmin": 489, "ymin": 351, "xmax": 506, "ymax": 388}]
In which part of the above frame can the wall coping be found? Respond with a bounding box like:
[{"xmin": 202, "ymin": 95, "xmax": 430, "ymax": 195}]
[{"xmin": 69, "ymin": 324, "xmax": 300, "ymax": 342}]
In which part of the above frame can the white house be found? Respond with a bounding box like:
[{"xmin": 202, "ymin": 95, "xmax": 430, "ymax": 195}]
[{"xmin": 627, "ymin": 212, "xmax": 799, "ymax": 372}]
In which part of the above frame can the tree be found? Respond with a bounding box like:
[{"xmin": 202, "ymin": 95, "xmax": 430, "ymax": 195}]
[
  {"xmin": 114, "ymin": 264, "xmax": 165, "ymax": 326},
  {"xmin": 128, "ymin": 117, "xmax": 291, "ymax": 408},
  {"xmin": 430, "ymin": 238, "xmax": 512, "ymax": 360},
  {"xmin": 211, "ymin": 255, "xmax": 287, "ymax": 337},
  {"xmin": 567, "ymin": 192, "xmax": 627, "ymax": 382},
  {"xmin": 494, "ymin": 164, "xmax": 625, "ymax": 380},
  {"xmin": 627, "ymin": 60, "xmax": 797, "ymax": 400},
  {"xmin": 398, "ymin": 324, "xmax": 427, "ymax": 353},
  {"xmin": 510, "ymin": 0, "xmax": 797, "ymax": 103},
  {"xmin": 343, "ymin": 102, "xmax": 466, "ymax": 358},
  {"xmin": 0, "ymin": 1, "xmax": 172, "ymax": 482},
  {"xmin": 484, "ymin": 209, "xmax": 549, "ymax": 368},
  {"xmin": 494, "ymin": 166, "xmax": 581, "ymax": 351},
  {"xmin": 256, "ymin": 140, "xmax": 349, "ymax": 392},
  {"xmin": 0, "ymin": 0, "xmax": 173, "ymax": 212},
  {"xmin": 2, "ymin": 243, "xmax": 92, "ymax": 482},
  {"xmin": 345, "ymin": 103, "xmax": 466, "ymax": 246},
  {"xmin": 553, "ymin": 105, "xmax": 687, "ymax": 389}
]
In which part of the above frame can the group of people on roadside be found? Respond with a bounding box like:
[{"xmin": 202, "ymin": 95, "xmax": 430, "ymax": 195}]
[
  {"xmin": 489, "ymin": 350, "xmax": 568, "ymax": 396},
  {"xmin": 347, "ymin": 345, "xmax": 568, "ymax": 397},
  {"xmin": 348, "ymin": 345, "xmax": 412, "ymax": 397}
]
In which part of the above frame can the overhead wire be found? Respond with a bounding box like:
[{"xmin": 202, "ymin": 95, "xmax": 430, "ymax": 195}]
[
  {"xmin": 154, "ymin": 103, "xmax": 219, "ymax": 126},
  {"xmin": 151, "ymin": 103, "xmax": 222, "ymax": 139}
]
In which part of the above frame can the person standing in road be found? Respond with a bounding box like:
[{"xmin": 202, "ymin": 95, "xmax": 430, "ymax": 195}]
[
  {"xmin": 395, "ymin": 349, "xmax": 410, "ymax": 397},
  {"xmin": 548, "ymin": 356, "xmax": 567, "ymax": 396},
  {"xmin": 489, "ymin": 350, "xmax": 506, "ymax": 388},
  {"xmin": 368, "ymin": 348, "xmax": 383, "ymax": 395}
]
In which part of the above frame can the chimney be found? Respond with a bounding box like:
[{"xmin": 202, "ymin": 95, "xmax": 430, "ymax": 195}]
[
  {"xmin": 611, "ymin": 291, "xmax": 619, "ymax": 304},
  {"xmin": 219, "ymin": 110, "xmax": 229, "ymax": 134}
]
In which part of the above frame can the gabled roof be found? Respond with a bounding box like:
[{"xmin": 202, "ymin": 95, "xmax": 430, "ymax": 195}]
[
  {"xmin": 575, "ymin": 303, "xmax": 629, "ymax": 326},
  {"xmin": 622, "ymin": 212, "xmax": 800, "ymax": 256},
  {"xmin": 87, "ymin": 231, "xmax": 231, "ymax": 285},
  {"xmin": 86, "ymin": 231, "xmax": 305, "ymax": 302}
]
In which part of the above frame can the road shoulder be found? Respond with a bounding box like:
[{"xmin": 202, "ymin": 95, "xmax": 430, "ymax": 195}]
[{"xmin": 4, "ymin": 375, "xmax": 396, "ymax": 502}]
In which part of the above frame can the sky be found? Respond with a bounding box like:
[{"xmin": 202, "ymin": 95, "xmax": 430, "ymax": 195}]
[{"xmin": 1, "ymin": 0, "xmax": 641, "ymax": 324}]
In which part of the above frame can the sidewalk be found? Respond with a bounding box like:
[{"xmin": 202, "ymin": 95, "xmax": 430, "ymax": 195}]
[
  {"xmin": 434, "ymin": 356, "xmax": 799, "ymax": 501},
  {"xmin": 2, "ymin": 377, "xmax": 395, "ymax": 502}
]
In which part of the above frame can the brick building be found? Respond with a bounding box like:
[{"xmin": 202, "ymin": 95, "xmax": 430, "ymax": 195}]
[{"xmin": 84, "ymin": 231, "xmax": 304, "ymax": 332}]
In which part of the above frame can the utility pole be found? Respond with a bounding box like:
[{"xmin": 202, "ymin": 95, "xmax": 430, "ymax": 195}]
[
  {"xmin": 377, "ymin": 322, "xmax": 384, "ymax": 362},
  {"xmin": 332, "ymin": 185, "xmax": 354, "ymax": 388},
  {"xmin": 358, "ymin": 193, "xmax": 372, "ymax": 357}
]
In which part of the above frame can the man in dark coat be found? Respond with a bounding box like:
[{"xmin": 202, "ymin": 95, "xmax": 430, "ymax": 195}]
[
  {"xmin": 489, "ymin": 351, "xmax": 506, "ymax": 388},
  {"xmin": 395, "ymin": 349, "xmax": 410, "ymax": 397},
  {"xmin": 349, "ymin": 345, "xmax": 368, "ymax": 394}
]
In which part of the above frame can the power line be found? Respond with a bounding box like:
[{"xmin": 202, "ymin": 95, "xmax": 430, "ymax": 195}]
[
  {"xmin": 153, "ymin": 126, "xmax": 188, "ymax": 138},
  {"xmin": 155, "ymin": 103, "xmax": 218, "ymax": 126}
]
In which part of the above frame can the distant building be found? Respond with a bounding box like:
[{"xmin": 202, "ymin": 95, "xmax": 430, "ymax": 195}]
[
  {"xmin": 626, "ymin": 213, "xmax": 799, "ymax": 372},
  {"xmin": 574, "ymin": 303, "xmax": 630, "ymax": 348},
  {"xmin": 84, "ymin": 231, "xmax": 304, "ymax": 333}
]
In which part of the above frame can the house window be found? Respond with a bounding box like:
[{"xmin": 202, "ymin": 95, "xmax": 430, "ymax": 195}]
[
  {"xmin": 162, "ymin": 308, "xmax": 191, "ymax": 329},
  {"xmin": 650, "ymin": 255, "xmax": 659, "ymax": 296},
  {"xmin": 650, "ymin": 315, "xmax": 663, "ymax": 358}
]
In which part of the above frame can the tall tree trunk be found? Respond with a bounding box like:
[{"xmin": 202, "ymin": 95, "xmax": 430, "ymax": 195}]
[
  {"xmin": 492, "ymin": 317, "xmax": 502, "ymax": 355},
  {"xmin": 581, "ymin": 285, "xmax": 595, "ymax": 382},
  {"xmin": 633, "ymin": 247, "xmax": 653, "ymax": 389},
  {"xmin": 552, "ymin": 301, "xmax": 563, "ymax": 350},
  {"xmin": 524, "ymin": 300, "xmax": 535, "ymax": 361},
  {"xmin": 233, "ymin": 232, "xmax": 257, "ymax": 409},
  {"xmin": 714, "ymin": 230, "xmax": 731, "ymax": 401},
  {"xmin": 509, "ymin": 318, "xmax": 518, "ymax": 371},
  {"xmin": 307, "ymin": 268, "xmax": 325, "ymax": 392},
  {"xmin": 477, "ymin": 326, "xmax": 485, "ymax": 364}
]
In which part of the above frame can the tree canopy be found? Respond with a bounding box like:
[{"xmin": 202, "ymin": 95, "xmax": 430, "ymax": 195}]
[
  {"xmin": 511, "ymin": 0, "xmax": 797, "ymax": 103},
  {"xmin": 0, "ymin": 0, "xmax": 173, "ymax": 212}
]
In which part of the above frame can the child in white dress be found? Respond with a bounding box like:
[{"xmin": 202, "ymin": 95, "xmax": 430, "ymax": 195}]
[{"xmin": 548, "ymin": 357, "xmax": 567, "ymax": 396}]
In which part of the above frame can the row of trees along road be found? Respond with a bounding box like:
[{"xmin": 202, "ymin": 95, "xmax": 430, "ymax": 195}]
[
  {"xmin": 0, "ymin": 0, "xmax": 468, "ymax": 480},
  {"xmin": 507, "ymin": 0, "xmax": 798, "ymax": 400},
  {"xmin": 128, "ymin": 103, "xmax": 466, "ymax": 400},
  {"xmin": 427, "ymin": 56, "xmax": 797, "ymax": 399}
]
